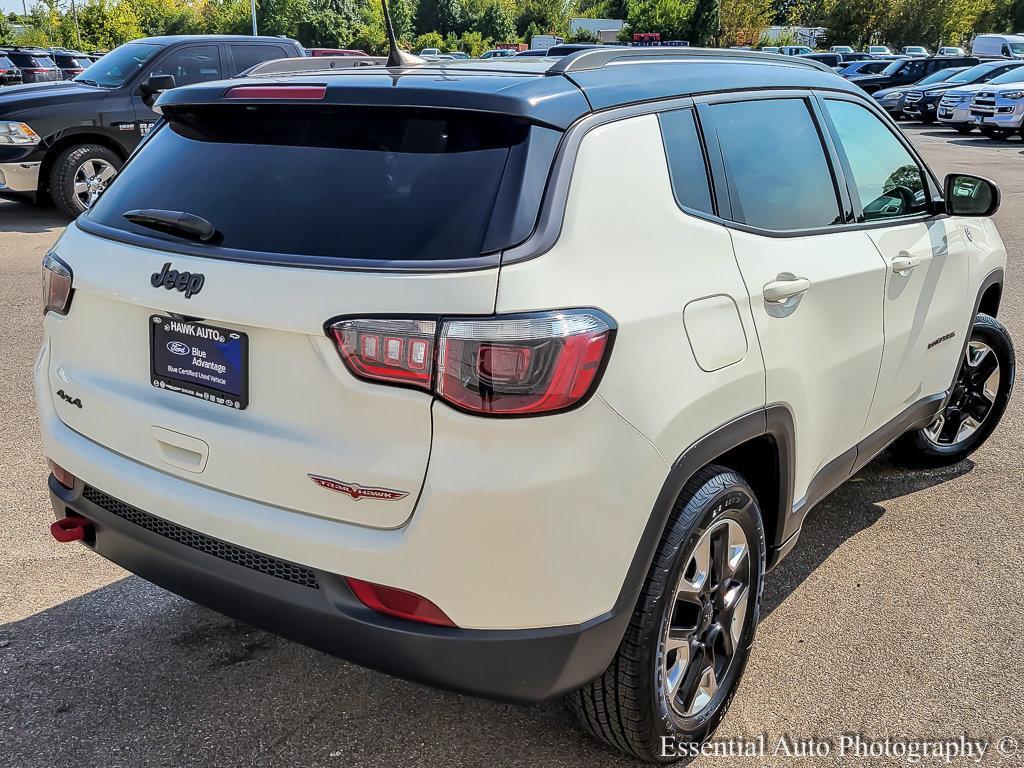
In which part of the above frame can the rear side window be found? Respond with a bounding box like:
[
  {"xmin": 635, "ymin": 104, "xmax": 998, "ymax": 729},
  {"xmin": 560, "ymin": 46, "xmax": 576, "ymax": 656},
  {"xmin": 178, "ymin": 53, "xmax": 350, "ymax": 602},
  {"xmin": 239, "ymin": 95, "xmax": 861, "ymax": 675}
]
[
  {"xmin": 230, "ymin": 44, "xmax": 289, "ymax": 73},
  {"xmin": 9, "ymin": 53, "xmax": 55, "ymax": 67},
  {"xmin": 706, "ymin": 98, "xmax": 841, "ymax": 231},
  {"xmin": 824, "ymin": 99, "xmax": 928, "ymax": 222},
  {"xmin": 87, "ymin": 106, "xmax": 551, "ymax": 264},
  {"xmin": 658, "ymin": 109, "xmax": 714, "ymax": 215}
]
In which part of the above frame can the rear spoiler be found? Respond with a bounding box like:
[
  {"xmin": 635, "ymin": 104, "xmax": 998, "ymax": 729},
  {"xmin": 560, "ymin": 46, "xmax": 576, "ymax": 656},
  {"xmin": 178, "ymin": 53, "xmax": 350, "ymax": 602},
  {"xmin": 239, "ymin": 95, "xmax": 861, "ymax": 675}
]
[{"xmin": 241, "ymin": 55, "xmax": 387, "ymax": 78}]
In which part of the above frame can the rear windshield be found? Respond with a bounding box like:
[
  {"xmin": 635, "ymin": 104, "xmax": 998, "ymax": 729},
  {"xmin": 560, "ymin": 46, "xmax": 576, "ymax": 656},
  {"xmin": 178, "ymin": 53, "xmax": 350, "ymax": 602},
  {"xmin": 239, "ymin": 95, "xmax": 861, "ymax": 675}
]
[
  {"xmin": 0, "ymin": 56, "xmax": 14, "ymax": 69},
  {"xmin": 55, "ymin": 55, "xmax": 90, "ymax": 68},
  {"xmin": 9, "ymin": 53, "xmax": 56, "ymax": 67},
  {"xmin": 87, "ymin": 105, "xmax": 557, "ymax": 265}
]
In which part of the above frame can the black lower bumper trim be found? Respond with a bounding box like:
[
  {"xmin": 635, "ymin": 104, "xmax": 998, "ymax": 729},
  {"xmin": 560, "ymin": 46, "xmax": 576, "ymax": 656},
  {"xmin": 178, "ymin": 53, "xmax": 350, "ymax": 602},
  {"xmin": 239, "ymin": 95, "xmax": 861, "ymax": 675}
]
[{"xmin": 49, "ymin": 477, "xmax": 633, "ymax": 704}]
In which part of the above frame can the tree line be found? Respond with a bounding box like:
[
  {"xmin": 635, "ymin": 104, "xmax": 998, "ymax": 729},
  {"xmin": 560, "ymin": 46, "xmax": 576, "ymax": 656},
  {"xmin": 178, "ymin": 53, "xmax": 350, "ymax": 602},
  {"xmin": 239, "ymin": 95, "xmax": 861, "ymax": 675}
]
[{"xmin": 1, "ymin": 0, "xmax": 1022, "ymax": 57}]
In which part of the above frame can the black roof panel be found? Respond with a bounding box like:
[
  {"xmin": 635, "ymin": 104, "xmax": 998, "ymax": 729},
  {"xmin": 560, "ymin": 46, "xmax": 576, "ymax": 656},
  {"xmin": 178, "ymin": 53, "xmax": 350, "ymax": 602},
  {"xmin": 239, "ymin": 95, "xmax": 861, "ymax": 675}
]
[{"xmin": 156, "ymin": 48, "xmax": 866, "ymax": 130}]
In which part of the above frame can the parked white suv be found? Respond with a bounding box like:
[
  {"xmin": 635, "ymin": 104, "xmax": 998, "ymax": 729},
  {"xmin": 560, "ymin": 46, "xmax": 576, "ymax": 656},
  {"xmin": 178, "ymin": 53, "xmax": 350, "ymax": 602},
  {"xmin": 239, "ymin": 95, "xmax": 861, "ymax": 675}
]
[{"xmin": 37, "ymin": 48, "xmax": 1014, "ymax": 761}]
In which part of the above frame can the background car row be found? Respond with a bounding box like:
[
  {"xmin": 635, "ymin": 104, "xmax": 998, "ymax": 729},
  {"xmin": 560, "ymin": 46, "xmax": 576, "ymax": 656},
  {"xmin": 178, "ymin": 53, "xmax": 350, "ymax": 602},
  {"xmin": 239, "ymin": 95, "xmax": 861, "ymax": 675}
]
[{"xmin": 0, "ymin": 48, "xmax": 100, "ymax": 86}]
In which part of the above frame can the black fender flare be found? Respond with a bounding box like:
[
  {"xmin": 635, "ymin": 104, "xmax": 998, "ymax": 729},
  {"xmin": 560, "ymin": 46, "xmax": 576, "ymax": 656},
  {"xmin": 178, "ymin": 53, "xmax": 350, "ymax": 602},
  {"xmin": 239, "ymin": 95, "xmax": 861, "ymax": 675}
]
[{"xmin": 614, "ymin": 405, "xmax": 796, "ymax": 609}]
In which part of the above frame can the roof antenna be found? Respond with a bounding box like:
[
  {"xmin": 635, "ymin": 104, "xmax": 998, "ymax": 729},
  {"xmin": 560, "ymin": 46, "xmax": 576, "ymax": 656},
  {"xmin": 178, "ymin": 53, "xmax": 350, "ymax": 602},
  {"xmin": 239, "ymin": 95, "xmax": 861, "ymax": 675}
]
[{"xmin": 381, "ymin": 0, "xmax": 426, "ymax": 68}]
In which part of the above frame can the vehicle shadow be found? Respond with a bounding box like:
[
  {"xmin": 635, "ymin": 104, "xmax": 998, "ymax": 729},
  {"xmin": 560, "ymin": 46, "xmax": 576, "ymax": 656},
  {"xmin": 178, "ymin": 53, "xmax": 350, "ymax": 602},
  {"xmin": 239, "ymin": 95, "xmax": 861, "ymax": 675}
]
[
  {"xmin": 0, "ymin": 455, "xmax": 974, "ymax": 768},
  {"xmin": 0, "ymin": 200, "xmax": 67, "ymax": 235}
]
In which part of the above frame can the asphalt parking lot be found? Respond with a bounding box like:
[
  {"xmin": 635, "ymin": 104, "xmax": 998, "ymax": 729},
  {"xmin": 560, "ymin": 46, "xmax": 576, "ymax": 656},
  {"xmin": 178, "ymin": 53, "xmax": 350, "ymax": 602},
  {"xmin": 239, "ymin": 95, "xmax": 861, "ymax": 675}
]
[{"xmin": 1, "ymin": 125, "xmax": 1022, "ymax": 767}]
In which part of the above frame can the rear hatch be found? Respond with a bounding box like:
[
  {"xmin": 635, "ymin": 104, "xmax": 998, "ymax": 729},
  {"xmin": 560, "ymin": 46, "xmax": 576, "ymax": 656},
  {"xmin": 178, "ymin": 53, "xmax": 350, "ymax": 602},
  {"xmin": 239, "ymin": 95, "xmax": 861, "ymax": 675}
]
[{"xmin": 51, "ymin": 94, "xmax": 562, "ymax": 528}]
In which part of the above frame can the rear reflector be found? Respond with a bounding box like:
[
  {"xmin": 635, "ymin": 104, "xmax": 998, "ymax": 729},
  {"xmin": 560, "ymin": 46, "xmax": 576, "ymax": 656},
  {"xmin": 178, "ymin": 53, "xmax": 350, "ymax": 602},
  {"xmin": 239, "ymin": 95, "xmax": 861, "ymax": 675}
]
[
  {"xmin": 346, "ymin": 577, "xmax": 456, "ymax": 627},
  {"xmin": 48, "ymin": 459, "xmax": 76, "ymax": 489},
  {"xmin": 224, "ymin": 85, "xmax": 327, "ymax": 100}
]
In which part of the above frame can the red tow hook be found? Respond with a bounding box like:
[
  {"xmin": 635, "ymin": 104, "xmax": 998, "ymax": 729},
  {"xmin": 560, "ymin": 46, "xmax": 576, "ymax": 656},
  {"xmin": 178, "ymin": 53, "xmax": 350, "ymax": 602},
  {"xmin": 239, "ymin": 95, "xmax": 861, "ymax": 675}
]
[{"xmin": 50, "ymin": 516, "xmax": 92, "ymax": 543}]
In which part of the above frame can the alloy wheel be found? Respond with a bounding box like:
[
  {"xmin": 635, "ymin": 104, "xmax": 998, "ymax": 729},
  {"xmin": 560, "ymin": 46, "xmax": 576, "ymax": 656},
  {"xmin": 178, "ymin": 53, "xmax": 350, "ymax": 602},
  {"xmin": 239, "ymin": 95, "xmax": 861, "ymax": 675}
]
[
  {"xmin": 661, "ymin": 517, "xmax": 750, "ymax": 718},
  {"xmin": 924, "ymin": 341, "xmax": 1000, "ymax": 446},
  {"xmin": 73, "ymin": 158, "xmax": 116, "ymax": 209}
]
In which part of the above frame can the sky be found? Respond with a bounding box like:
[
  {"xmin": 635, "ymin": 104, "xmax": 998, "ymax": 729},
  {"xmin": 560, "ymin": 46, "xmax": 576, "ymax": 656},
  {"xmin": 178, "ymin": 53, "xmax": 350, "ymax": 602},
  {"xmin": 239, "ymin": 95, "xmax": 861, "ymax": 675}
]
[{"xmin": 3, "ymin": 0, "xmax": 30, "ymax": 15}]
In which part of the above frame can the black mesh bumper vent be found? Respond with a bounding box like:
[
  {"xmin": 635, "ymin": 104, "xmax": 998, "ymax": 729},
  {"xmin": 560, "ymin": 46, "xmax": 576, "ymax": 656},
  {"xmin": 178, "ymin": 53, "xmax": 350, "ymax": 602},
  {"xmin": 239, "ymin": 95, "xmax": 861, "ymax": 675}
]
[{"xmin": 81, "ymin": 486, "xmax": 320, "ymax": 590}]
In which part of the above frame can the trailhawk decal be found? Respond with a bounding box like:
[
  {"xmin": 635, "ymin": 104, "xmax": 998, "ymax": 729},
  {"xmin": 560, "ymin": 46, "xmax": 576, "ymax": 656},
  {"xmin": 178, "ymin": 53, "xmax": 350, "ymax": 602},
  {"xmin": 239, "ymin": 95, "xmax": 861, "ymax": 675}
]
[{"xmin": 307, "ymin": 474, "xmax": 410, "ymax": 502}]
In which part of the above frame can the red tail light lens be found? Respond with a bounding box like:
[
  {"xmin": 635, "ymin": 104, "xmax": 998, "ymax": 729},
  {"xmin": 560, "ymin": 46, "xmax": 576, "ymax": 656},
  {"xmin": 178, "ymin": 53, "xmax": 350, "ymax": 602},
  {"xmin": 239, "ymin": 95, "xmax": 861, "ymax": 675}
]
[
  {"xmin": 346, "ymin": 577, "xmax": 456, "ymax": 627},
  {"xmin": 47, "ymin": 459, "xmax": 76, "ymax": 489},
  {"xmin": 329, "ymin": 318, "xmax": 436, "ymax": 390},
  {"xmin": 328, "ymin": 310, "xmax": 614, "ymax": 416},
  {"xmin": 42, "ymin": 252, "xmax": 73, "ymax": 315},
  {"xmin": 437, "ymin": 311, "xmax": 613, "ymax": 415}
]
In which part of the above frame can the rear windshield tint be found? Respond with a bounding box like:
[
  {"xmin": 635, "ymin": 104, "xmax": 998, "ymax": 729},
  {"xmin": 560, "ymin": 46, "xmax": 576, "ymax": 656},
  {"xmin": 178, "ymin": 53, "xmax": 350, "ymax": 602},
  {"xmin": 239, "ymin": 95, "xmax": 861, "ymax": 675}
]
[
  {"xmin": 87, "ymin": 105, "xmax": 556, "ymax": 265},
  {"xmin": 0, "ymin": 56, "xmax": 14, "ymax": 69},
  {"xmin": 9, "ymin": 53, "xmax": 56, "ymax": 67}
]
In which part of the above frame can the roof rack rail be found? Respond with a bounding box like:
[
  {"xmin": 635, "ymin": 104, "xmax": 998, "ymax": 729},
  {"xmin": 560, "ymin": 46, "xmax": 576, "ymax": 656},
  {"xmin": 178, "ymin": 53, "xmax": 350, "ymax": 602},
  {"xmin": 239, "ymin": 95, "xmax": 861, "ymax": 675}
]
[{"xmin": 547, "ymin": 46, "xmax": 835, "ymax": 75}]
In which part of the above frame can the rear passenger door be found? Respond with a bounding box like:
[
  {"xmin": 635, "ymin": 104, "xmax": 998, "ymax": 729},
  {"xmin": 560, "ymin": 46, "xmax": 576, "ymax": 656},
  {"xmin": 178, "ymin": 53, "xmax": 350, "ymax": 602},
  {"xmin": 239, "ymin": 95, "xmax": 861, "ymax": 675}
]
[
  {"xmin": 697, "ymin": 94, "xmax": 888, "ymax": 504},
  {"xmin": 818, "ymin": 95, "xmax": 970, "ymax": 437}
]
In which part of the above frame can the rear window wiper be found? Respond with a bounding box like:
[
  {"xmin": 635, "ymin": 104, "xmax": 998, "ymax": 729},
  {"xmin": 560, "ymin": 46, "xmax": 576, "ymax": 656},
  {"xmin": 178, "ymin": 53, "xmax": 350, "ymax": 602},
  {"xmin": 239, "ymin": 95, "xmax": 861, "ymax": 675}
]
[{"xmin": 123, "ymin": 209, "xmax": 217, "ymax": 242}]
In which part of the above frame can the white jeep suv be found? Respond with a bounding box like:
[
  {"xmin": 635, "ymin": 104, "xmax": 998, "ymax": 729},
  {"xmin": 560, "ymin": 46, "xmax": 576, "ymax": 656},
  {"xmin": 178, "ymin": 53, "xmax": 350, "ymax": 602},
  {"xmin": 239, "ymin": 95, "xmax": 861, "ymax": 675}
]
[{"xmin": 37, "ymin": 49, "xmax": 1014, "ymax": 761}]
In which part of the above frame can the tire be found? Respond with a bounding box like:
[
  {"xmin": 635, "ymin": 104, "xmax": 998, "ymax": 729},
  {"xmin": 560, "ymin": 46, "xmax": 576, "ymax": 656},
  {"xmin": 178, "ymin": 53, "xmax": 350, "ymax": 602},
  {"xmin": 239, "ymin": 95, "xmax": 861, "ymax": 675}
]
[
  {"xmin": 49, "ymin": 143, "xmax": 121, "ymax": 218},
  {"xmin": 890, "ymin": 313, "xmax": 1015, "ymax": 468},
  {"xmin": 954, "ymin": 125, "xmax": 974, "ymax": 135},
  {"xmin": 979, "ymin": 126, "xmax": 1009, "ymax": 140},
  {"xmin": 568, "ymin": 465, "xmax": 766, "ymax": 762}
]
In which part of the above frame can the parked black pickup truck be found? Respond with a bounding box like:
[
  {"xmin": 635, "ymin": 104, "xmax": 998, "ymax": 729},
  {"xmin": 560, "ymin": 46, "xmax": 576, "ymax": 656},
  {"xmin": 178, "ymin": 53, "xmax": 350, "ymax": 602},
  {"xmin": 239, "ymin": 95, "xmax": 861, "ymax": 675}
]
[{"xmin": 0, "ymin": 35, "xmax": 303, "ymax": 217}]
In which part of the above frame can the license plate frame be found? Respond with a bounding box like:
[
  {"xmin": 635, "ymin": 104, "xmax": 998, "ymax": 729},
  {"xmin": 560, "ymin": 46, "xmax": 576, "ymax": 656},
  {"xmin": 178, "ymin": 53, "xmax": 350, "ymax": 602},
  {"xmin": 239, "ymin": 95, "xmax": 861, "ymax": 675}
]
[{"xmin": 150, "ymin": 315, "xmax": 249, "ymax": 410}]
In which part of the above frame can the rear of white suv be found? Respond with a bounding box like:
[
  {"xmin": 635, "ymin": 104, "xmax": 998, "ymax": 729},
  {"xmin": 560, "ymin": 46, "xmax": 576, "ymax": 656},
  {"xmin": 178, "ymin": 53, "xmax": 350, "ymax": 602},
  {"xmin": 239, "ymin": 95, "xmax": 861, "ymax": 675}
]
[{"xmin": 37, "ymin": 52, "xmax": 1014, "ymax": 761}]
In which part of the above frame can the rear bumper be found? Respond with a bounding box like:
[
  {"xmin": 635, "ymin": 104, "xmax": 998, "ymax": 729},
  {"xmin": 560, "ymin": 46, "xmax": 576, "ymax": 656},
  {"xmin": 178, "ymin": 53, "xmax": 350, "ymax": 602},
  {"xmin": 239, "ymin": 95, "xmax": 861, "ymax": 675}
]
[{"xmin": 49, "ymin": 475, "xmax": 633, "ymax": 704}]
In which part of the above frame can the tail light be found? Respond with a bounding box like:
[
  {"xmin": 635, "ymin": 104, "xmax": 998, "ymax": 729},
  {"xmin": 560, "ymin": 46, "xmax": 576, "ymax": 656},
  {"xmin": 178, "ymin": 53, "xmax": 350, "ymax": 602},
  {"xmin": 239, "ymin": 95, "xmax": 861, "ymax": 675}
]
[
  {"xmin": 327, "ymin": 310, "xmax": 614, "ymax": 416},
  {"xmin": 329, "ymin": 319, "xmax": 436, "ymax": 390},
  {"xmin": 42, "ymin": 252, "xmax": 73, "ymax": 315}
]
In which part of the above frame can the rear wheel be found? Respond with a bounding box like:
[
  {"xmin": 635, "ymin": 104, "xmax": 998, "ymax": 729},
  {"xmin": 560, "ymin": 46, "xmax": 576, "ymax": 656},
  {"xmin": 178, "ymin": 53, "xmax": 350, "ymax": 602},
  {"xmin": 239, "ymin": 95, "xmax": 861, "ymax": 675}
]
[
  {"xmin": 568, "ymin": 466, "xmax": 765, "ymax": 761},
  {"xmin": 979, "ymin": 125, "xmax": 1011, "ymax": 140},
  {"xmin": 891, "ymin": 314, "xmax": 1014, "ymax": 467},
  {"xmin": 49, "ymin": 143, "xmax": 121, "ymax": 218}
]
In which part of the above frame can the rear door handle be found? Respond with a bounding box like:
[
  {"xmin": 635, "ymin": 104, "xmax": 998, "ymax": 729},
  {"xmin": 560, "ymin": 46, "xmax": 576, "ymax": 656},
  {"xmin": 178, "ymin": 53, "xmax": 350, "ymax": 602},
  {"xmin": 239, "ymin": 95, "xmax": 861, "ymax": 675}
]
[
  {"xmin": 763, "ymin": 275, "xmax": 811, "ymax": 303},
  {"xmin": 891, "ymin": 254, "xmax": 920, "ymax": 274}
]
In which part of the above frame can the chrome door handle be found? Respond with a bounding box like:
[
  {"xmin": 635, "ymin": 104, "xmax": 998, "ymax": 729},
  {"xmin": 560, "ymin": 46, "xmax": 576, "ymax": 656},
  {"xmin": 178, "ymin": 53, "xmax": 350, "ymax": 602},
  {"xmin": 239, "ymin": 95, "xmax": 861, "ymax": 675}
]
[
  {"xmin": 891, "ymin": 254, "xmax": 920, "ymax": 274},
  {"xmin": 763, "ymin": 276, "xmax": 811, "ymax": 303}
]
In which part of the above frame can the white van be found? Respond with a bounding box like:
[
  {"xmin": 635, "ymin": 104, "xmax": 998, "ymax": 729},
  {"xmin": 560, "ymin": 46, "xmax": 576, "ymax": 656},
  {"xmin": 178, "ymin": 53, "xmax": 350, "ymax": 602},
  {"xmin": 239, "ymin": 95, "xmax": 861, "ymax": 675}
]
[{"xmin": 971, "ymin": 34, "xmax": 1024, "ymax": 59}]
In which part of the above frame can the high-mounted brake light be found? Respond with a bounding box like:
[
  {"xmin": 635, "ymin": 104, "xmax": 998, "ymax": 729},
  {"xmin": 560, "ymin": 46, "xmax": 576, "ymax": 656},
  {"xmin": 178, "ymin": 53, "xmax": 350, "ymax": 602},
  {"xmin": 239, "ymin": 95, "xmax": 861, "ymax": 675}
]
[
  {"xmin": 346, "ymin": 577, "xmax": 456, "ymax": 627},
  {"xmin": 327, "ymin": 310, "xmax": 614, "ymax": 416},
  {"xmin": 42, "ymin": 252, "xmax": 73, "ymax": 315},
  {"xmin": 224, "ymin": 85, "xmax": 327, "ymax": 100}
]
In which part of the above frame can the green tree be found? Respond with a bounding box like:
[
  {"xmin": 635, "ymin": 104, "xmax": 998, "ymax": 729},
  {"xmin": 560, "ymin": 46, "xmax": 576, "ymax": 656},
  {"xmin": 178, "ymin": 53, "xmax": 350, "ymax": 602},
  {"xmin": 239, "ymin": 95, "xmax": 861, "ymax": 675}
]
[
  {"xmin": 415, "ymin": 0, "xmax": 463, "ymax": 35},
  {"xmin": 0, "ymin": 15, "xmax": 11, "ymax": 44},
  {"xmin": 567, "ymin": 25, "xmax": 598, "ymax": 40},
  {"xmin": 516, "ymin": 0, "xmax": 572, "ymax": 36},
  {"xmin": 412, "ymin": 28, "xmax": 445, "ymax": 48},
  {"xmin": 479, "ymin": 0, "xmax": 516, "ymax": 40},
  {"xmin": 623, "ymin": 0, "xmax": 690, "ymax": 39},
  {"xmin": 720, "ymin": 0, "xmax": 772, "ymax": 45},
  {"xmin": 687, "ymin": 0, "xmax": 719, "ymax": 44},
  {"xmin": 390, "ymin": 0, "xmax": 414, "ymax": 40}
]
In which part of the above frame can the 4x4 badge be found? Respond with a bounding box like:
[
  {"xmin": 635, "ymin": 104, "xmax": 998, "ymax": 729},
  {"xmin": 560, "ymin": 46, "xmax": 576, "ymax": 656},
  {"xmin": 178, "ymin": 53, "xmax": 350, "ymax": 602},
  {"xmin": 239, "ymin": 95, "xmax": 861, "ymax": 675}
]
[{"xmin": 308, "ymin": 474, "xmax": 409, "ymax": 502}]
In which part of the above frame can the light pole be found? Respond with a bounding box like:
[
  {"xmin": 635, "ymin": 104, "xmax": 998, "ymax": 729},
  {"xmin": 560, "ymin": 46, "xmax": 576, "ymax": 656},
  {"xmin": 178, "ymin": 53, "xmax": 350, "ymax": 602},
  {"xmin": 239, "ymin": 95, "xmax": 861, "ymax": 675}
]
[{"xmin": 250, "ymin": 0, "xmax": 257, "ymax": 35}]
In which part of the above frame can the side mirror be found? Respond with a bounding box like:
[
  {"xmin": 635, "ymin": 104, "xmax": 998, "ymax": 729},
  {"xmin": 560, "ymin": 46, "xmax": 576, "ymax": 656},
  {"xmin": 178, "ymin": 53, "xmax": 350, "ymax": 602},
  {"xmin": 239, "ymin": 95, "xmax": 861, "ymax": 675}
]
[
  {"xmin": 944, "ymin": 173, "xmax": 1000, "ymax": 217},
  {"xmin": 140, "ymin": 74, "xmax": 176, "ymax": 106}
]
